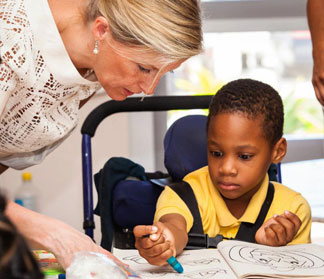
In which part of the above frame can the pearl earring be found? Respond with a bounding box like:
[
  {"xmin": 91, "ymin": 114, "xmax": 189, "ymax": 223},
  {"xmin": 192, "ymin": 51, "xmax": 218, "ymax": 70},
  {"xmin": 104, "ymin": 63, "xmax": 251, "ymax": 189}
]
[{"xmin": 93, "ymin": 40, "xmax": 99, "ymax": 55}]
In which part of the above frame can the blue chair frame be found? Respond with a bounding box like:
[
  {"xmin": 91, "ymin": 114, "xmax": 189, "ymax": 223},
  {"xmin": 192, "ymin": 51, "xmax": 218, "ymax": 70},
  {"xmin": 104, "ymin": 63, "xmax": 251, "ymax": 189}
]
[{"xmin": 81, "ymin": 95, "xmax": 213, "ymax": 239}]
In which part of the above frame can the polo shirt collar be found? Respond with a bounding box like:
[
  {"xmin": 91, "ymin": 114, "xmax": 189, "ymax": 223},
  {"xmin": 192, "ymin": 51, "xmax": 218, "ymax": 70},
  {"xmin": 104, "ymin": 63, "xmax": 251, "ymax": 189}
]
[{"xmin": 210, "ymin": 174, "xmax": 269, "ymax": 227}]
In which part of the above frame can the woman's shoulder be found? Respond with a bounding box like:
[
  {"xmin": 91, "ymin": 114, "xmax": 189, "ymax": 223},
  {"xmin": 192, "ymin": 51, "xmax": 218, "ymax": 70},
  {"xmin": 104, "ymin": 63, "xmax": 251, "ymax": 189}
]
[
  {"xmin": 1, "ymin": 0, "xmax": 34, "ymax": 70},
  {"xmin": 0, "ymin": 0, "xmax": 30, "ymax": 31}
]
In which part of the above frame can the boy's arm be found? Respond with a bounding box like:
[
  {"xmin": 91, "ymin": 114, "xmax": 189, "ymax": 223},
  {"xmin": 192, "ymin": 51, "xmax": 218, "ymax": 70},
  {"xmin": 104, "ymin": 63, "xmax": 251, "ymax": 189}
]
[
  {"xmin": 133, "ymin": 213, "xmax": 188, "ymax": 266},
  {"xmin": 159, "ymin": 213, "xmax": 189, "ymax": 254},
  {"xmin": 134, "ymin": 185, "xmax": 195, "ymax": 266},
  {"xmin": 286, "ymin": 195, "xmax": 312, "ymax": 244},
  {"xmin": 255, "ymin": 193, "xmax": 312, "ymax": 246},
  {"xmin": 255, "ymin": 211, "xmax": 302, "ymax": 246}
]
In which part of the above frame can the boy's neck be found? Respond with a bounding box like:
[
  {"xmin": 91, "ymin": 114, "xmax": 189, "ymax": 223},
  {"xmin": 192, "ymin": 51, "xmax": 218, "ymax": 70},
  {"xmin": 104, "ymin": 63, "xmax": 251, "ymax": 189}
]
[
  {"xmin": 224, "ymin": 198, "xmax": 251, "ymax": 219},
  {"xmin": 223, "ymin": 182, "xmax": 262, "ymax": 219}
]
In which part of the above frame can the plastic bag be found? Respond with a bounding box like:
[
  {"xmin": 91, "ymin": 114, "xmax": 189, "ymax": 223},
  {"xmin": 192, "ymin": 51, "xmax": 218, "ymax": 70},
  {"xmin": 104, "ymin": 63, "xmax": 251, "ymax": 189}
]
[{"xmin": 66, "ymin": 252, "xmax": 128, "ymax": 279}]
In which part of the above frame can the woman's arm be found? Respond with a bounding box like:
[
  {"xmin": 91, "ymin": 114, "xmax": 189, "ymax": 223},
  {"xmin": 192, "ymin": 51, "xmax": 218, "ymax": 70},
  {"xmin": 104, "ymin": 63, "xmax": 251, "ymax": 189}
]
[
  {"xmin": 5, "ymin": 199, "xmax": 123, "ymax": 270},
  {"xmin": 307, "ymin": 0, "xmax": 324, "ymax": 106}
]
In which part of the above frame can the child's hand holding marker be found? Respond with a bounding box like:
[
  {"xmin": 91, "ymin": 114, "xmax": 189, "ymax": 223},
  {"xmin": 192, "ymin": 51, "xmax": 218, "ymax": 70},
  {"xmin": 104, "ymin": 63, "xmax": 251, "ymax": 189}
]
[
  {"xmin": 133, "ymin": 223, "xmax": 183, "ymax": 273},
  {"xmin": 255, "ymin": 210, "xmax": 302, "ymax": 246}
]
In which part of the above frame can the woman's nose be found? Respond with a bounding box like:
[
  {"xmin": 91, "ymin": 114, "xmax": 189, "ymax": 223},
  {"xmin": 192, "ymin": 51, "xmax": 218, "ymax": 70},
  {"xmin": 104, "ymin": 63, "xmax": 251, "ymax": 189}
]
[{"xmin": 139, "ymin": 73, "xmax": 162, "ymax": 95}]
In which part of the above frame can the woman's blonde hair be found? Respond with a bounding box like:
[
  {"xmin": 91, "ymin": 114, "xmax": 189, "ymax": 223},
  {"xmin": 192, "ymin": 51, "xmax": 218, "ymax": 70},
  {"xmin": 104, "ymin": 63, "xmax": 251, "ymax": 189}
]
[{"xmin": 86, "ymin": 0, "xmax": 202, "ymax": 63}]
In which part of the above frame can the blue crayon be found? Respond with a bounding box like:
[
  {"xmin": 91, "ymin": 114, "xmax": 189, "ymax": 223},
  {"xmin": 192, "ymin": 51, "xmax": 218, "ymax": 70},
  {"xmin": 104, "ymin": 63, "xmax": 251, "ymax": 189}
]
[{"xmin": 167, "ymin": 256, "xmax": 183, "ymax": 273}]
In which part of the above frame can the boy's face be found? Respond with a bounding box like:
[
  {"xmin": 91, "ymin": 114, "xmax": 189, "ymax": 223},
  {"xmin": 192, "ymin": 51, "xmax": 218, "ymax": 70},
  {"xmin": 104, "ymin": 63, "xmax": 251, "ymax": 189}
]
[{"xmin": 207, "ymin": 112, "xmax": 274, "ymax": 203}]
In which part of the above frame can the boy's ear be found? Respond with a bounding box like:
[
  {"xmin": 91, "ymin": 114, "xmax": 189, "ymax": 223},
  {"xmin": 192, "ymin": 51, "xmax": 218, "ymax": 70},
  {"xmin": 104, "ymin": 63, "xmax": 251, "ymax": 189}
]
[
  {"xmin": 271, "ymin": 137, "xmax": 287, "ymax": 164},
  {"xmin": 92, "ymin": 16, "xmax": 110, "ymax": 40}
]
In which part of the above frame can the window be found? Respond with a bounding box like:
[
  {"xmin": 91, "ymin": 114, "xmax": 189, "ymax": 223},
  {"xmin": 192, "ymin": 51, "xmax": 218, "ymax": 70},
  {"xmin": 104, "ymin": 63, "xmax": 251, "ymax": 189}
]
[
  {"xmin": 169, "ymin": 31, "xmax": 323, "ymax": 138},
  {"xmin": 158, "ymin": 0, "xmax": 324, "ymax": 163}
]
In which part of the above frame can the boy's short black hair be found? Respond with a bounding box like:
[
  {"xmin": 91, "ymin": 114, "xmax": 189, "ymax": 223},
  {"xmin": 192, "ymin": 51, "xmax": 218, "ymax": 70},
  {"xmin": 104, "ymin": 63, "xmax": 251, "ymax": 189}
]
[{"xmin": 207, "ymin": 78, "xmax": 284, "ymax": 146}]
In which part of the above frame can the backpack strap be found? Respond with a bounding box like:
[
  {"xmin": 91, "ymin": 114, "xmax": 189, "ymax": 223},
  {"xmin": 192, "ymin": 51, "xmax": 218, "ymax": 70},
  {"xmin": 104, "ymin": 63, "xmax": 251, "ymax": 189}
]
[
  {"xmin": 169, "ymin": 181, "xmax": 223, "ymax": 249},
  {"xmin": 235, "ymin": 182, "xmax": 275, "ymax": 242},
  {"xmin": 169, "ymin": 181, "xmax": 203, "ymax": 234},
  {"xmin": 169, "ymin": 181, "xmax": 275, "ymax": 248}
]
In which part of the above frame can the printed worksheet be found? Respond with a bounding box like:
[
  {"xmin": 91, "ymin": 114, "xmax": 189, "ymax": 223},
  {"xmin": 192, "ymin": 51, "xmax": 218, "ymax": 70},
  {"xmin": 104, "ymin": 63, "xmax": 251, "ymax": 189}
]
[
  {"xmin": 218, "ymin": 240, "xmax": 324, "ymax": 278},
  {"xmin": 114, "ymin": 240, "xmax": 324, "ymax": 279},
  {"xmin": 114, "ymin": 248, "xmax": 237, "ymax": 279}
]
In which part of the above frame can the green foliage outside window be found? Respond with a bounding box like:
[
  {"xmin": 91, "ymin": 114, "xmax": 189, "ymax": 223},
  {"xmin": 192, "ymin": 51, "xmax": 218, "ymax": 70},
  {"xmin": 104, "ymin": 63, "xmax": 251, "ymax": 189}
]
[
  {"xmin": 174, "ymin": 67, "xmax": 323, "ymax": 135},
  {"xmin": 283, "ymin": 91, "xmax": 323, "ymax": 135}
]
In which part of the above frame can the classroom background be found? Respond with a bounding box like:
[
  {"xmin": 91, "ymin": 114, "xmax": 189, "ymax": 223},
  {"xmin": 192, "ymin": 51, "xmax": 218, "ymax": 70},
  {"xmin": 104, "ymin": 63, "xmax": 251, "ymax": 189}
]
[{"xmin": 1, "ymin": 0, "xmax": 324, "ymax": 246}]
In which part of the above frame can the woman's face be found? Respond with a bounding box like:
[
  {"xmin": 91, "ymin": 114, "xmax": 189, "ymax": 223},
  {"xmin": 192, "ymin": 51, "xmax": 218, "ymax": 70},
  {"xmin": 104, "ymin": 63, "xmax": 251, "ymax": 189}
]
[{"xmin": 92, "ymin": 34, "xmax": 184, "ymax": 101}]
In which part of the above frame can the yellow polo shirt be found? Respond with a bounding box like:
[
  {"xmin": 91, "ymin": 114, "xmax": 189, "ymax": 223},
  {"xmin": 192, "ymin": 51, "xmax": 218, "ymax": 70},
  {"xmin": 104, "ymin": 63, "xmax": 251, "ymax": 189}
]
[{"xmin": 154, "ymin": 166, "xmax": 311, "ymax": 245}]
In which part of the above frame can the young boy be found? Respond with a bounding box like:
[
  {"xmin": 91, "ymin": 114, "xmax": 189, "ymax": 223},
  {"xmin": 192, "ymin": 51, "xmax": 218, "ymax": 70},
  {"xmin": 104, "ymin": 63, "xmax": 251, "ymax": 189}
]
[{"xmin": 133, "ymin": 79, "xmax": 312, "ymax": 266}]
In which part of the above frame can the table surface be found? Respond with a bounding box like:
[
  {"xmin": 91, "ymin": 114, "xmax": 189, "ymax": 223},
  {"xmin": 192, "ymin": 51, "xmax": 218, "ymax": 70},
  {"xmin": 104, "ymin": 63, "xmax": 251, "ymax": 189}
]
[{"xmin": 281, "ymin": 158, "xmax": 324, "ymax": 219}]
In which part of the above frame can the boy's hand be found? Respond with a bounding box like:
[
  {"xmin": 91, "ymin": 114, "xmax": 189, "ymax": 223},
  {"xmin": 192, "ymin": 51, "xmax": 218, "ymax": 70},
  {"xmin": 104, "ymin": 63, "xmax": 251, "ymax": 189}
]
[
  {"xmin": 133, "ymin": 222, "xmax": 175, "ymax": 266},
  {"xmin": 255, "ymin": 211, "xmax": 301, "ymax": 246}
]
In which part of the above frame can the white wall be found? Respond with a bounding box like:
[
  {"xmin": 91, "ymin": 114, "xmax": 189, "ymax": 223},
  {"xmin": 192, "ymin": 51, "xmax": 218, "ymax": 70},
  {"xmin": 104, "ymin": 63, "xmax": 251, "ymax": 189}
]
[
  {"xmin": 0, "ymin": 92, "xmax": 131, "ymax": 243},
  {"xmin": 201, "ymin": 0, "xmax": 307, "ymax": 32},
  {"xmin": 129, "ymin": 112, "xmax": 155, "ymax": 172}
]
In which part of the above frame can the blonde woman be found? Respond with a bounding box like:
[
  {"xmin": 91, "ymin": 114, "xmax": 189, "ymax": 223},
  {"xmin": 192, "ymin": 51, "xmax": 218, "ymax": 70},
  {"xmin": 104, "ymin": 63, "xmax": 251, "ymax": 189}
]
[{"xmin": 0, "ymin": 0, "xmax": 202, "ymax": 269}]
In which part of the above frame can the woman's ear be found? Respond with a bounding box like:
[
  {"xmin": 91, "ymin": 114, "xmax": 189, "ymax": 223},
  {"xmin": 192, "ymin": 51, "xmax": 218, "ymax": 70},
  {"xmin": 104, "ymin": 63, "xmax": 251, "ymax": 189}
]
[
  {"xmin": 92, "ymin": 16, "xmax": 110, "ymax": 40},
  {"xmin": 271, "ymin": 137, "xmax": 287, "ymax": 164}
]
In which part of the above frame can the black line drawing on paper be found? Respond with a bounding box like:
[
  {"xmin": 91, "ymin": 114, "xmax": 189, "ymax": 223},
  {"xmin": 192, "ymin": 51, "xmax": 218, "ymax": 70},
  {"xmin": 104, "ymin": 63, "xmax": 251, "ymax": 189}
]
[
  {"xmin": 122, "ymin": 254, "xmax": 228, "ymax": 278},
  {"xmin": 184, "ymin": 257, "xmax": 221, "ymax": 266},
  {"xmin": 182, "ymin": 268, "xmax": 229, "ymax": 278},
  {"xmin": 123, "ymin": 255, "xmax": 148, "ymax": 264},
  {"xmin": 137, "ymin": 270, "xmax": 170, "ymax": 278},
  {"xmin": 123, "ymin": 255, "xmax": 221, "ymax": 266},
  {"xmin": 228, "ymin": 245, "xmax": 324, "ymax": 271},
  {"xmin": 138, "ymin": 268, "xmax": 229, "ymax": 278}
]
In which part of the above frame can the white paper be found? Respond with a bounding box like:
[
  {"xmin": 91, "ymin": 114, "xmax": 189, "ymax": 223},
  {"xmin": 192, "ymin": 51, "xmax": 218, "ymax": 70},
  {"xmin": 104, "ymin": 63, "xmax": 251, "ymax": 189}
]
[
  {"xmin": 113, "ymin": 248, "xmax": 237, "ymax": 279},
  {"xmin": 114, "ymin": 241, "xmax": 324, "ymax": 279},
  {"xmin": 218, "ymin": 240, "xmax": 324, "ymax": 278}
]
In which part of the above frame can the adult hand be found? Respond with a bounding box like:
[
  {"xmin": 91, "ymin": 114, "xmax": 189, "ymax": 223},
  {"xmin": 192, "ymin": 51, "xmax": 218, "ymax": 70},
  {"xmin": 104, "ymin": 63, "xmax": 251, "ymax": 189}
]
[
  {"xmin": 5, "ymin": 200, "xmax": 125, "ymax": 270},
  {"xmin": 255, "ymin": 211, "xmax": 301, "ymax": 246},
  {"xmin": 133, "ymin": 222, "xmax": 176, "ymax": 266},
  {"xmin": 307, "ymin": 0, "xmax": 324, "ymax": 106},
  {"xmin": 312, "ymin": 47, "xmax": 324, "ymax": 106},
  {"xmin": 47, "ymin": 220, "xmax": 125, "ymax": 270}
]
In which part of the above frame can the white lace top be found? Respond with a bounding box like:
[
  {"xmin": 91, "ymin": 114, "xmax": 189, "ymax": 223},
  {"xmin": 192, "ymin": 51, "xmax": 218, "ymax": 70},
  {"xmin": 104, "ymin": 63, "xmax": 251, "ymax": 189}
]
[{"xmin": 0, "ymin": 0, "xmax": 101, "ymax": 168}]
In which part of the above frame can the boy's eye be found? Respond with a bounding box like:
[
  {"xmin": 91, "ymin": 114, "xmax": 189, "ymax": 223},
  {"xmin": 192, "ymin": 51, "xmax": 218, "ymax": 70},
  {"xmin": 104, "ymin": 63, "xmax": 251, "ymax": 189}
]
[
  {"xmin": 239, "ymin": 154, "xmax": 252, "ymax": 160},
  {"xmin": 138, "ymin": 65, "xmax": 151, "ymax": 73},
  {"xmin": 210, "ymin": 151, "xmax": 223, "ymax": 157}
]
